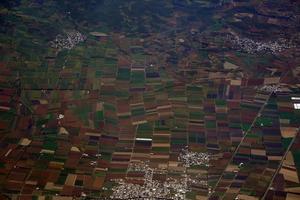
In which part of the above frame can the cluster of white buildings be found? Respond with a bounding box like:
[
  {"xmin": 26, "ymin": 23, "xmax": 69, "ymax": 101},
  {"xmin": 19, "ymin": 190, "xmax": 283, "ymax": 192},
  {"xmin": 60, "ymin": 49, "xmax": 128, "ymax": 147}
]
[
  {"xmin": 230, "ymin": 35, "xmax": 294, "ymax": 54},
  {"xmin": 259, "ymin": 85, "xmax": 282, "ymax": 93},
  {"xmin": 110, "ymin": 175, "xmax": 188, "ymax": 200},
  {"xmin": 178, "ymin": 148, "xmax": 211, "ymax": 167},
  {"xmin": 110, "ymin": 148, "xmax": 211, "ymax": 199},
  {"xmin": 50, "ymin": 31, "xmax": 86, "ymax": 51}
]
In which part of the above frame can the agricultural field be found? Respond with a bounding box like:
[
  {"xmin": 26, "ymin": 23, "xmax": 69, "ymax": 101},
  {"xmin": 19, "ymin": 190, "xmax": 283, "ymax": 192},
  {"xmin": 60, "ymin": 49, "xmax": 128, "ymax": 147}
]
[{"xmin": 0, "ymin": 0, "xmax": 300, "ymax": 200}]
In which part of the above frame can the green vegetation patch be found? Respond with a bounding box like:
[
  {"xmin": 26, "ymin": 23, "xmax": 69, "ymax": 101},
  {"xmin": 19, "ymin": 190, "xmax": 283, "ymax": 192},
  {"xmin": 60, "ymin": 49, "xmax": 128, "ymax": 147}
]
[
  {"xmin": 95, "ymin": 111, "xmax": 104, "ymax": 121},
  {"xmin": 215, "ymin": 99, "xmax": 226, "ymax": 107},
  {"xmin": 117, "ymin": 68, "xmax": 131, "ymax": 81},
  {"xmin": 152, "ymin": 147, "xmax": 169, "ymax": 153},
  {"xmin": 43, "ymin": 137, "xmax": 57, "ymax": 151},
  {"xmin": 132, "ymin": 107, "xmax": 145, "ymax": 116},
  {"xmin": 190, "ymin": 111, "xmax": 204, "ymax": 120},
  {"xmin": 255, "ymin": 117, "xmax": 273, "ymax": 127},
  {"xmin": 131, "ymin": 70, "xmax": 145, "ymax": 84},
  {"xmin": 205, "ymin": 121, "xmax": 216, "ymax": 129}
]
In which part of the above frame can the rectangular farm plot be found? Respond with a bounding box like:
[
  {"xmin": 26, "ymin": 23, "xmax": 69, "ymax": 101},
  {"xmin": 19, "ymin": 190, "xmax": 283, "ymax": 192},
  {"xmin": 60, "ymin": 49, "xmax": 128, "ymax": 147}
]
[
  {"xmin": 117, "ymin": 68, "xmax": 131, "ymax": 81},
  {"xmin": 130, "ymin": 69, "xmax": 145, "ymax": 87}
]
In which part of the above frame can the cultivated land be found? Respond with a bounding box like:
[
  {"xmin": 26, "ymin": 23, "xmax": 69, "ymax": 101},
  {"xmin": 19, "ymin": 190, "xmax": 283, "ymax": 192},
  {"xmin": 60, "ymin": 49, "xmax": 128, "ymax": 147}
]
[{"xmin": 0, "ymin": 1, "xmax": 300, "ymax": 199}]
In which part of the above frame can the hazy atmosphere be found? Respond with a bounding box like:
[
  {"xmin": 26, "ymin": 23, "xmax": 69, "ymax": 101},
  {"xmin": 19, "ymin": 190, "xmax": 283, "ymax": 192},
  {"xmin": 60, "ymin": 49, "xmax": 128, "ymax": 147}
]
[{"xmin": 0, "ymin": 1, "xmax": 300, "ymax": 199}]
